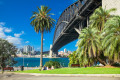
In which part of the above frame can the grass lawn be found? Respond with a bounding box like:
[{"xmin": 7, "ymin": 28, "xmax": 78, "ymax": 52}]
[{"xmin": 16, "ymin": 67, "xmax": 120, "ymax": 74}]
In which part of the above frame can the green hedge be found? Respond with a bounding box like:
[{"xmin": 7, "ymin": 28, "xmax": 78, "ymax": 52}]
[{"xmin": 44, "ymin": 61, "xmax": 60, "ymax": 68}]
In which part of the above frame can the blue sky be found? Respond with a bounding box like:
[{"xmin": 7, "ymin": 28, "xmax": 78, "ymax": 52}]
[{"xmin": 0, "ymin": 0, "xmax": 78, "ymax": 52}]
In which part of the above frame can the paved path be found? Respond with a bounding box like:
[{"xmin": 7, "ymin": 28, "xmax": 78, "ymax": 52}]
[
  {"xmin": 0, "ymin": 73, "xmax": 120, "ymax": 80},
  {"xmin": 14, "ymin": 67, "xmax": 39, "ymax": 71}
]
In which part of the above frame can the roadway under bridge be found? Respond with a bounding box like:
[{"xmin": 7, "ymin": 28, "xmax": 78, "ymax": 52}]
[{"xmin": 51, "ymin": 0, "xmax": 102, "ymax": 55}]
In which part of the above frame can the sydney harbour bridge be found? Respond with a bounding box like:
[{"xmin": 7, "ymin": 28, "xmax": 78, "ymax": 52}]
[{"xmin": 50, "ymin": 0, "xmax": 102, "ymax": 56}]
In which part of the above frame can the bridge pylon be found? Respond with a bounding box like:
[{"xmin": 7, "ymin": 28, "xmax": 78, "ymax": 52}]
[
  {"xmin": 49, "ymin": 44, "xmax": 53, "ymax": 58},
  {"xmin": 49, "ymin": 44, "xmax": 58, "ymax": 58}
]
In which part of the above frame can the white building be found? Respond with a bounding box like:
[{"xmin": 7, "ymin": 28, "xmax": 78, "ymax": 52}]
[
  {"xmin": 64, "ymin": 48, "xmax": 67, "ymax": 53},
  {"xmin": 16, "ymin": 48, "xmax": 23, "ymax": 54},
  {"xmin": 102, "ymin": 0, "xmax": 120, "ymax": 16},
  {"xmin": 23, "ymin": 45, "xmax": 34, "ymax": 54},
  {"xmin": 16, "ymin": 48, "xmax": 23, "ymax": 57}
]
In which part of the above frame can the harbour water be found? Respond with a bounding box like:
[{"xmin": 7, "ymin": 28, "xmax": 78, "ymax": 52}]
[{"xmin": 14, "ymin": 57, "xmax": 69, "ymax": 67}]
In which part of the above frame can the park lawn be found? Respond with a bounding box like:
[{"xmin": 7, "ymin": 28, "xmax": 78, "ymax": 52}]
[{"xmin": 16, "ymin": 67, "xmax": 120, "ymax": 74}]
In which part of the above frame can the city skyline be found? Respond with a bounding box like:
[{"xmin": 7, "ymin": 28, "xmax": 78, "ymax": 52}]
[
  {"xmin": 17, "ymin": 45, "xmax": 72, "ymax": 52},
  {"xmin": 0, "ymin": 0, "xmax": 78, "ymax": 52}
]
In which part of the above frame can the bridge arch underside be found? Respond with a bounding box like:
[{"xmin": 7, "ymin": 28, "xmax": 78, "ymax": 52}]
[
  {"xmin": 52, "ymin": 18, "xmax": 86, "ymax": 52},
  {"xmin": 52, "ymin": 0, "xmax": 102, "ymax": 53}
]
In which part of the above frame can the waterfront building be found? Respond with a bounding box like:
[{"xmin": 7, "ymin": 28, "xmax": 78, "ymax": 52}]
[
  {"xmin": 64, "ymin": 48, "xmax": 67, "ymax": 53},
  {"xmin": 58, "ymin": 49, "xmax": 72, "ymax": 57},
  {"xmin": 16, "ymin": 48, "xmax": 23, "ymax": 57},
  {"xmin": 16, "ymin": 48, "xmax": 23, "ymax": 54},
  {"xmin": 23, "ymin": 45, "xmax": 34, "ymax": 54},
  {"xmin": 68, "ymin": 51, "xmax": 72, "ymax": 54}
]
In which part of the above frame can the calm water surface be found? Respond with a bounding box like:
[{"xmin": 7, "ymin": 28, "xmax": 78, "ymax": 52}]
[{"xmin": 14, "ymin": 57, "xmax": 69, "ymax": 67}]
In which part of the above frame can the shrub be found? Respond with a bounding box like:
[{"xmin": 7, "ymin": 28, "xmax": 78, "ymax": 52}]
[
  {"xmin": 44, "ymin": 61, "xmax": 60, "ymax": 68},
  {"xmin": 112, "ymin": 62, "xmax": 120, "ymax": 67},
  {"xmin": 68, "ymin": 51, "xmax": 79, "ymax": 67}
]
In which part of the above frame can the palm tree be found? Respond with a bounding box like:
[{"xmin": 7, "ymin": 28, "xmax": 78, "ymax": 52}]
[
  {"xmin": 76, "ymin": 27, "xmax": 107, "ymax": 65},
  {"xmin": 30, "ymin": 6, "xmax": 55, "ymax": 70},
  {"xmin": 102, "ymin": 16, "xmax": 120, "ymax": 63},
  {"xmin": 90, "ymin": 6, "xmax": 116, "ymax": 31}
]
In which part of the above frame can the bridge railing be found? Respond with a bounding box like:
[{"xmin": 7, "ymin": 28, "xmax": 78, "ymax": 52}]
[{"xmin": 53, "ymin": 0, "xmax": 88, "ymax": 43}]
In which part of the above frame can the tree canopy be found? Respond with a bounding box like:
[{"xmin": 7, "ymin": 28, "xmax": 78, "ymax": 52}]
[
  {"xmin": 69, "ymin": 7, "xmax": 120, "ymax": 67},
  {"xmin": 0, "ymin": 38, "xmax": 17, "ymax": 73}
]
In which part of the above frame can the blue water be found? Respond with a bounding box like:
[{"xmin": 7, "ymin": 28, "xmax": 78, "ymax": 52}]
[{"xmin": 14, "ymin": 57, "xmax": 69, "ymax": 67}]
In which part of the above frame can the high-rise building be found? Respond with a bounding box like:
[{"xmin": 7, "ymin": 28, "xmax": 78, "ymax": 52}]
[
  {"xmin": 23, "ymin": 45, "xmax": 34, "ymax": 54},
  {"xmin": 64, "ymin": 48, "xmax": 67, "ymax": 53}
]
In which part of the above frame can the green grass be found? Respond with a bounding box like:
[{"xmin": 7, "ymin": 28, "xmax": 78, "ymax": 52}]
[{"xmin": 15, "ymin": 67, "xmax": 120, "ymax": 74}]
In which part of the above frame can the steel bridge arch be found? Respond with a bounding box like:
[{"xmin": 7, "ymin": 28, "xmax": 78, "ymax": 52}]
[{"xmin": 52, "ymin": 0, "xmax": 102, "ymax": 53}]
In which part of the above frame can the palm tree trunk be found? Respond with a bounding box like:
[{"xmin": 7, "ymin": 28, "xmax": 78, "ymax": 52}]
[
  {"xmin": 97, "ymin": 57, "xmax": 107, "ymax": 66},
  {"xmin": 40, "ymin": 31, "xmax": 43, "ymax": 71}
]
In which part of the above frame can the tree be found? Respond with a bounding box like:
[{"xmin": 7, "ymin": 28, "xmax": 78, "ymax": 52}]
[
  {"xmin": 76, "ymin": 27, "xmax": 107, "ymax": 65},
  {"xmin": 30, "ymin": 5, "xmax": 55, "ymax": 70},
  {"xmin": 68, "ymin": 51, "xmax": 79, "ymax": 67},
  {"xmin": 89, "ymin": 6, "xmax": 117, "ymax": 65},
  {"xmin": 102, "ymin": 16, "xmax": 120, "ymax": 63},
  {"xmin": 0, "ymin": 38, "xmax": 17, "ymax": 73},
  {"xmin": 71, "ymin": 7, "xmax": 119, "ymax": 67},
  {"xmin": 90, "ymin": 6, "xmax": 116, "ymax": 31}
]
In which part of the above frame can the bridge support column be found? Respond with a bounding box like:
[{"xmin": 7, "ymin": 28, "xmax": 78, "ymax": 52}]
[
  {"xmin": 49, "ymin": 44, "xmax": 53, "ymax": 58},
  {"xmin": 52, "ymin": 51, "xmax": 58, "ymax": 57},
  {"xmin": 49, "ymin": 44, "xmax": 58, "ymax": 58}
]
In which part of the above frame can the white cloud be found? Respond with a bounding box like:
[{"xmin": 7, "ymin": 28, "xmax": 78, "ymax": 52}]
[
  {"xmin": 37, "ymin": 47, "xmax": 40, "ymax": 50},
  {"xmin": 6, "ymin": 36, "xmax": 21, "ymax": 44},
  {"xmin": 43, "ymin": 39, "xmax": 45, "ymax": 41},
  {"xmin": 14, "ymin": 31, "xmax": 24, "ymax": 37},
  {"xmin": 0, "ymin": 22, "xmax": 12, "ymax": 38},
  {"xmin": 0, "ymin": 32, "xmax": 6, "ymax": 38},
  {"xmin": 0, "ymin": 22, "xmax": 5, "ymax": 26},
  {"xmin": 25, "ymin": 41, "xmax": 29, "ymax": 43},
  {"xmin": 4, "ymin": 28, "xmax": 12, "ymax": 33},
  {"xmin": 0, "ymin": 27, "xmax": 6, "ymax": 38},
  {"xmin": 0, "ymin": 27, "xmax": 3, "ymax": 31},
  {"xmin": 0, "ymin": 22, "xmax": 24, "ymax": 45}
]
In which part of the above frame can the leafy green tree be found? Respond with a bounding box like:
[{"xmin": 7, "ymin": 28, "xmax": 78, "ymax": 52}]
[
  {"xmin": 102, "ymin": 16, "xmax": 120, "ymax": 63},
  {"xmin": 68, "ymin": 51, "xmax": 79, "ymax": 67},
  {"xmin": 72, "ymin": 7, "xmax": 119, "ymax": 67},
  {"xmin": 76, "ymin": 27, "xmax": 107, "ymax": 65},
  {"xmin": 90, "ymin": 6, "xmax": 116, "ymax": 31},
  {"xmin": 89, "ymin": 6, "xmax": 117, "ymax": 65},
  {"xmin": 30, "ymin": 6, "xmax": 55, "ymax": 70},
  {"xmin": 0, "ymin": 38, "xmax": 17, "ymax": 73}
]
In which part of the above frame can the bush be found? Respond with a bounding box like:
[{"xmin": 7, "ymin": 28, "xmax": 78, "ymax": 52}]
[
  {"xmin": 68, "ymin": 51, "xmax": 79, "ymax": 67},
  {"xmin": 112, "ymin": 62, "xmax": 120, "ymax": 67},
  {"xmin": 44, "ymin": 61, "xmax": 60, "ymax": 68}
]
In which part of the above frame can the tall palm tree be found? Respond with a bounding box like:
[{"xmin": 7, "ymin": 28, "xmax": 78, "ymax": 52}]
[
  {"xmin": 90, "ymin": 6, "xmax": 116, "ymax": 31},
  {"xmin": 102, "ymin": 16, "xmax": 120, "ymax": 63},
  {"xmin": 30, "ymin": 6, "xmax": 55, "ymax": 70}
]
